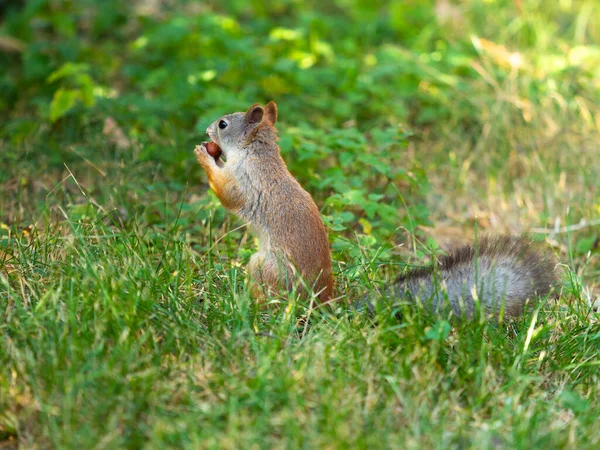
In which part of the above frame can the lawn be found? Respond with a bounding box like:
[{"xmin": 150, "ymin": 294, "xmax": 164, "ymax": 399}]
[{"xmin": 1, "ymin": 1, "xmax": 599, "ymax": 448}]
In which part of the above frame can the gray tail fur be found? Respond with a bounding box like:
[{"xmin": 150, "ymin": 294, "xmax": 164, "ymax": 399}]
[{"xmin": 369, "ymin": 236, "xmax": 559, "ymax": 319}]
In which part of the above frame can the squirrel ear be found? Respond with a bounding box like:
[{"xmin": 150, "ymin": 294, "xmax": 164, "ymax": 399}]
[
  {"xmin": 264, "ymin": 101, "xmax": 277, "ymax": 126},
  {"xmin": 244, "ymin": 104, "xmax": 264, "ymax": 126}
]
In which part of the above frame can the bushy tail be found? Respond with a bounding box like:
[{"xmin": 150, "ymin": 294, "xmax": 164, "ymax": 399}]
[{"xmin": 384, "ymin": 236, "xmax": 559, "ymax": 319}]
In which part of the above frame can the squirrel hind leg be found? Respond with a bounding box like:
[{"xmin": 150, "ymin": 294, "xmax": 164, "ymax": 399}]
[
  {"xmin": 248, "ymin": 251, "xmax": 330, "ymax": 303},
  {"xmin": 248, "ymin": 251, "xmax": 295, "ymax": 301}
]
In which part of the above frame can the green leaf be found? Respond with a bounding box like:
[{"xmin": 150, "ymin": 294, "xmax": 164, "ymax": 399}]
[
  {"xmin": 49, "ymin": 88, "xmax": 79, "ymax": 122},
  {"xmin": 425, "ymin": 321, "xmax": 451, "ymax": 341},
  {"xmin": 560, "ymin": 390, "xmax": 589, "ymax": 413},
  {"xmin": 47, "ymin": 62, "xmax": 90, "ymax": 83},
  {"xmin": 76, "ymin": 74, "xmax": 96, "ymax": 107},
  {"xmin": 575, "ymin": 236, "xmax": 597, "ymax": 255}
]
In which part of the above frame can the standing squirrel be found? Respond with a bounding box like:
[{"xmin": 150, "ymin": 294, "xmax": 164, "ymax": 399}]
[
  {"xmin": 195, "ymin": 102, "xmax": 558, "ymax": 317},
  {"xmin": 195, "ymin": 102, "xmax": 333, "ymax": 303}
]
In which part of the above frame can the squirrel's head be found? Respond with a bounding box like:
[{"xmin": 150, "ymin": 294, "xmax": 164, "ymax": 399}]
[{"xmin": 206, "ymin": 101, "xmax": 278, "ymax": 164}]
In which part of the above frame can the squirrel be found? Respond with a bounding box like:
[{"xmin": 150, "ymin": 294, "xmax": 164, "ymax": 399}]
[
  {"xmin": 195, "ymin": 102, "xmax": 559, "ymax": 317},
  {"xmin": 194, "ymin": 101, "xmax": 334, "ymax": 303}
]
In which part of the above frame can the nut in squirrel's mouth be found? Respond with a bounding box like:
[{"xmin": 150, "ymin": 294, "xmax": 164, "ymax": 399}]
[{"xmin": 202, "ymin": 141, "xmax": 226, "ymax": 167}]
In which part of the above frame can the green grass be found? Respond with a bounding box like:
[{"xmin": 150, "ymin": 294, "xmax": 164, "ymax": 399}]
[
  {"xmin": 1, "ymin": 217, "xmax": 599, "ymax": 449},
  {"xmin": 1, "ymin": 0, "xmax": 600, "ymax": 448}
]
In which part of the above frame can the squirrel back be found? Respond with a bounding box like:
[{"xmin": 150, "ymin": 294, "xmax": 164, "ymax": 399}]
[{"xmin": 390, "ymin": 235, "xmax": 559, "ymax": 318}]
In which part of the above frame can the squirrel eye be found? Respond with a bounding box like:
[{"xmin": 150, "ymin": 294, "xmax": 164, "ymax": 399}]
[{"xmin": 218, "ymin": 120, "xmax": 228, "ymax": 129}]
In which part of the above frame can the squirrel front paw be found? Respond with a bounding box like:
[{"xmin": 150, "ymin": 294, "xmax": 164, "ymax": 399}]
[{"xmin": 194, "ymin": 143, "xmax": 215, "ymax": 169}]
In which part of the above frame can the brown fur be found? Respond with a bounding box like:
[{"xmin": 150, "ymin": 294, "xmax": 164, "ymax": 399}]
[
  {"xmin": 195, "ymin": 102, "xmax": 333, "ymax": 303},
  {"xmin": 195, "ymin": 152, "xmax": 243, "ymax": 211}
]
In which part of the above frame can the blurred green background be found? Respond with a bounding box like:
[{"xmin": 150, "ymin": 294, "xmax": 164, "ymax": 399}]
[
  {"xmin": 2, "ymin": 1, "xmax": 600, "ymax": 448},
  {"xmin": 1, "ymin": 0, "xmax": 599, "ymax": 254}
]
